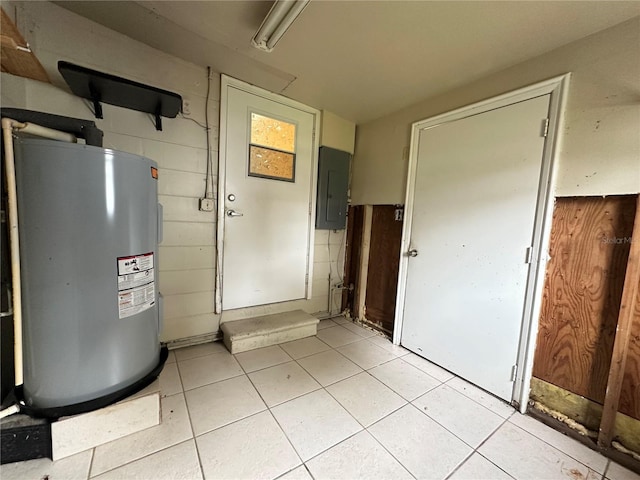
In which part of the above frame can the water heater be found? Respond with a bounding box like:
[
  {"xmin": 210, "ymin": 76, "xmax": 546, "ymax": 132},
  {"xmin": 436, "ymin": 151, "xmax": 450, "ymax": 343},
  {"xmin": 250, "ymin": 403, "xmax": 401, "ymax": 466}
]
[{"xmin": 14, "ymin": 138, "xmax": 163, "ymax": 413}]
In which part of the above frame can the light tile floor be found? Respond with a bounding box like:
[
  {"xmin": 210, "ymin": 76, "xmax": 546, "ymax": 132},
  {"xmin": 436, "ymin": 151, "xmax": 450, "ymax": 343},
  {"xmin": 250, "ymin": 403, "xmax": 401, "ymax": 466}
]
[{"xmin": 3, "ymin": 318, "xmax": 640, "ymax": 480}]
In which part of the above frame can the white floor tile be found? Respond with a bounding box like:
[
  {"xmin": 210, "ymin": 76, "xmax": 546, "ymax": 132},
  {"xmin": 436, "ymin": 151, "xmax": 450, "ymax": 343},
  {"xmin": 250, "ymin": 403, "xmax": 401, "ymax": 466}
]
[
  {"xmin": 327, "ymin": 372, "xmax": 406, "ymax": 427},
  {"xmin": 332, "ymin": 316, "xmax": 350, "ymax": 325},
  {"xmin": 367, "ymin": 335, "xmax": 411, "ymax": 357},
  {"xmin": 280, "ymin": 336, "xmax": 332, "ymax": 359},
  {"xmin": 369, "ymin": 358, "xmax": 440, "ymax": 401},
  {"xmin": 317, "ymin": 319, "xmax": 338, "ymax": 330},
  {"xmin": 413, "ymin": 384, "xmax": 504, "ymax": 447},
  {"xmin": 369, "ymin": 404, "xmax": 472, "ymax": 479},
  {"xmin": 509, "ymin": 413, "xmax": 608, "ymax": 474},
  {"xmin": 278, "ymin": 465, "xmax": 314, "ymax": 480},
  {"xmin": 316, "ymin": 325, "xmax": 364, "ymax": 348},
  {"xmin": 479, "ymin": 422, "xmax": 601, "ymax": 480},
  {"xmin": 449, "ymin": 453, "xmax": 513, "ymax": 480},
  {"xmin": 402, "ymin": 353, "xmax": 455, "ymax": 382},
  {"xmin": 196, "ymin": 411, "xmax": 301, "ymax": 480},
  {"xmin": 92, "ymin": 440, "xmax": 202, "ymax": 480},
  {"xmin": 606, "ymin": 461, "xmax": 640, "ymax": 480},
  {"xmin": 340, "ymin": 322, "xmax": 377, "ymax": 338},
  {"xmin": 174, "ymin": 341, "xmax": 227, "ymax": 361},
  {"xmin": 159, "ymin": 361, "xmax": 183, "ymax": 397},
  {"xmin": 297, "ymin": 349, "xmax": 363, "ymax": 386},
  {"xmin": 235, "ymin": 345, "xmax": 292, "ymax": 373},
  {"xmin": 248, "ymin": 361, "xmax": 321, "ymax": 407},
  {"xmin": 306, "ymin": 430, "xmax": 413, "ymax": 480},
  {"xmin": 166, "ymin": 350, "xmax": 177, "ymax": 364},
  {"xmin": 271, "ymin": 389, "xmax": 362, "ymax": 461},
  {"xmin": 178, "ymin": 352, "xmax": 243, "ymax": 390},
  {"xmin": 337, "ymin": 340, "xmax": 396, "ymax": 369},
  {"xmin": 91, "ymin": 393, "xmax": 193, "ymax": 476},
  {"xmin": 186, "ymin": 375, "xmax": 266, "ymax": 436},
  {"xmin": 0, "ymin": 450, "xmax": 92, "ymax": 480},
  {"xmin": 447, "ymin": 376, "xmax": 515, "ymax": 418}
]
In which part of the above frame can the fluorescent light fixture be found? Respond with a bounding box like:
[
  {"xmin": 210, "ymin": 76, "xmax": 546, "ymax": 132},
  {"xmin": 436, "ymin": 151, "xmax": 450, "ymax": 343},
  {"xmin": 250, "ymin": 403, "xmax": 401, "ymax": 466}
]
[{"xmin": 252, "ymin": 0, "xmax": 310, "ymax": 52}]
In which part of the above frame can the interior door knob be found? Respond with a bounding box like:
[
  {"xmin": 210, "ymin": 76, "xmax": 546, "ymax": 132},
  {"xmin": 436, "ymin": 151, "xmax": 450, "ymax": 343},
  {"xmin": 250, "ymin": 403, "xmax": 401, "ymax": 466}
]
[
  {"xmin": 226, "ymin": 209, "xmax": 243, "ymax": 217},
  {"xmin": 407, "ymin": 249, "xmax": 418, "ymax": 257}
]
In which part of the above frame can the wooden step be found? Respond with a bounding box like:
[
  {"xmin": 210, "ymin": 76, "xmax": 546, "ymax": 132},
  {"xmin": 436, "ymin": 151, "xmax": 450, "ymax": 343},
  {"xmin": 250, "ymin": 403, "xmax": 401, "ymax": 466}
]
[{"xmin": 221, "ymin": 310, "xmax": 319, "ymax": 354}]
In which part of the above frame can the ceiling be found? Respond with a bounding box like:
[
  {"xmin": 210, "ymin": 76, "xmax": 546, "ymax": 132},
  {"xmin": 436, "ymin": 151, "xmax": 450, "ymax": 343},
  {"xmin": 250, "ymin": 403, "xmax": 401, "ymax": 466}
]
[{"xmin": 55, "ymin": 1, "xmax": 640, "ymax": 124}]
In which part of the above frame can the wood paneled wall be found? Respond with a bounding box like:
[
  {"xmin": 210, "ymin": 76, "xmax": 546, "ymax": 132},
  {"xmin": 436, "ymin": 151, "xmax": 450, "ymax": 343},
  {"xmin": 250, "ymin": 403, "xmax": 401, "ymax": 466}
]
[
  {"xmin": 343, "ymin": 205, "xmax": 403, "ymax": 335},
  {"xmin": 342, "ymin": 206, "xmax": 364, "ymax": 313},
  {"xmin": 533, "ymin": 195, "xmax": 638, "ymax": 420},
  {"xmin": 620, "ymin": 282, "xmax": 640, "ymax": 420},
  {"xmin": 364, "ymin": 206, "xmax": 403, "ymax": 333}
]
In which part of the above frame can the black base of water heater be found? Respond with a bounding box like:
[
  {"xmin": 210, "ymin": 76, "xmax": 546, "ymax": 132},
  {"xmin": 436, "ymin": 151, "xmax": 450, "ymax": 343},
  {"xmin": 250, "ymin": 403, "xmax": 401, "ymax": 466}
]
[
  {"xmin": 0, "ymin": 346, "xmax": 168, "ymax": 464},
  {"xmin": 17, "ymin": 346, "xmax": 169, "ymax": 420}
]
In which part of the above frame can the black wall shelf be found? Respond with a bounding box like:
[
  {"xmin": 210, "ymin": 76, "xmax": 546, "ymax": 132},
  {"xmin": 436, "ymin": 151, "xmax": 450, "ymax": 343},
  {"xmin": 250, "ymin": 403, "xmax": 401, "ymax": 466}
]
[{"xmin": 58, "ymin": 61, "xmax": 182, "ymax": 131}]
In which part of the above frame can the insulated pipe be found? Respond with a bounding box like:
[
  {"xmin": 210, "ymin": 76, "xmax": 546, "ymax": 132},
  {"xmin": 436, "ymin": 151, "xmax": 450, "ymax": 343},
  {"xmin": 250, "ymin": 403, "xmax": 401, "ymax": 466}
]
[
  {"xmin": 1, "ymin": 118, "xmax": 77, "ymax": 389},
  {"xmin": 2, "ymin": 118, "xmax": 25, "ymax": 387},
  {"xmin": 18, "ymin": 122, "xmax": 77, "ymax": 143}
]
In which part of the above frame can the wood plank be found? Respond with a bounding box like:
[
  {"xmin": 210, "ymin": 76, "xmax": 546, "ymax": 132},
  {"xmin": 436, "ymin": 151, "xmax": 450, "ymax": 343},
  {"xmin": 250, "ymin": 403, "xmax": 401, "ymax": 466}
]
[
  {"xmin": 530, "ymin": 377, "xmax": 640, "ymax": 453},
  {"xmin": 342, "ymin": 205, "xmax": 364, "ymax": 313},
  {"xmin": 355, "ymin": 205, "xmax": 373, "ymax": 320},
  {"xmin": 1, "ymin": 7, "xmax": 50, "ymax": 83},
  {"xmin": 598, "ymin": 194, "xmax": 640, "ymax": 448},
  {"xmin": 620, "ymin": 283, "xmax": 640, "ymax": 420},
  {"xmin": 533, "ymin": 196, "xmax": 637, "ymax": 405},
  {"xmin": 363, "ymin": 205, "xmax": 403, "ymax": 334}
]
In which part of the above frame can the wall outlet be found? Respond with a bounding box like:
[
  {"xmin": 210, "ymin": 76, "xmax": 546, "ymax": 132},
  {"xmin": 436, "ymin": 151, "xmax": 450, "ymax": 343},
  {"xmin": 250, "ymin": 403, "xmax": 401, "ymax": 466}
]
[
  {"xmin": 182, "ymin": 99, "xmax": 191, "ymax": 116},
  {"xmin": 199, "ymin": 198, "xmax": 214, "ymax": 212}
]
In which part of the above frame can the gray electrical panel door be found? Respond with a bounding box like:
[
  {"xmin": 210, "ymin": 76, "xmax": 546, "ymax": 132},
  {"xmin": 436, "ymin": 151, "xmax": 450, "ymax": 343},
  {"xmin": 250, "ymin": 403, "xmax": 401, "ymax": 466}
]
[
  {"xmin": 316, "ymin": 146, "xmax": 350, "ymax": 230},
  {"xmin": 15, "ymin": 138, "xmax": 161, "ymax": 409}
]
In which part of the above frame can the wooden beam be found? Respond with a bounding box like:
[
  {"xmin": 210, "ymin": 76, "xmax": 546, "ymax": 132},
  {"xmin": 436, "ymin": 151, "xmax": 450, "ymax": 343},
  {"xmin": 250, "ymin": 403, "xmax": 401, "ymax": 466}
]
[
  {"xmin": 598, "ymin": 194, "xmax": 640, "ymax": 448},
  {"xmin": 355, "ymin": 205, "xmax": 373, "ymax": 320},
  {"xmin": 1, "ymin": 7, "xmax": 50, "ymax": 83}
]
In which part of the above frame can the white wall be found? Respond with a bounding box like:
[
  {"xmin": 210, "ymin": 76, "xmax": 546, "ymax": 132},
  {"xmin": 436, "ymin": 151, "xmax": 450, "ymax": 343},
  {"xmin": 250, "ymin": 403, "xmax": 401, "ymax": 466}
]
[
  {"xmin": 320, "ymin": 111, "xmax": 356, "ymax": 154},
  {"xmin": 351, "ymin": 17, "xmax": 640, "ymax": 205},
  {"xmin": 1, "ymin": 1, "xmax": 344, "ymax": 343}
]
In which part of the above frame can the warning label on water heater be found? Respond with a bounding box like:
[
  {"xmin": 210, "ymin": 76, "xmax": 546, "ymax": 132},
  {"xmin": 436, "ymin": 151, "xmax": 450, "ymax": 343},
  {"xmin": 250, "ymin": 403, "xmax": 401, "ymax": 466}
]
[{"xmin": 117, "ymin": 252, "xmax": 155, "ymax": 319}]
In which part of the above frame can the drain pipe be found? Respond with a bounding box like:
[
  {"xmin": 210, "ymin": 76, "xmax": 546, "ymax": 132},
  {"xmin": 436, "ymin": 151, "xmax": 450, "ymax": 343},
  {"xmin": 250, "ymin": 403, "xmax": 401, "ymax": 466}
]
[{"xmin": 1, "ymin": 118, "xmax": 76, "ymax": 401}]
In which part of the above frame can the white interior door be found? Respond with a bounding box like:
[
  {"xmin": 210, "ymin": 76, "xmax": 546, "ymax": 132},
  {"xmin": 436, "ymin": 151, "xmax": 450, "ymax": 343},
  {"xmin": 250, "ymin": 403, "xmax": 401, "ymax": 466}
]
[
  {"xmin": 400, "ymin": 95, "xmax": 550, "ymax": 401},
  {"xmin": 221, "ymin": 82, "xmax": 317, "ymax": 310}
]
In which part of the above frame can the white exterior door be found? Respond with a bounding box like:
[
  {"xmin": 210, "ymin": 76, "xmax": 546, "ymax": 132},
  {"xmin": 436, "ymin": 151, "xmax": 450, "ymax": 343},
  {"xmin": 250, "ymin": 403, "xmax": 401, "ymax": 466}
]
[
  {"xmin": 220, "ymin": 79, "xmax": 318, "ymax": 310},
  {"xmin": 400, "ymin": 95, "xmax": 551, "ymax": 401}
]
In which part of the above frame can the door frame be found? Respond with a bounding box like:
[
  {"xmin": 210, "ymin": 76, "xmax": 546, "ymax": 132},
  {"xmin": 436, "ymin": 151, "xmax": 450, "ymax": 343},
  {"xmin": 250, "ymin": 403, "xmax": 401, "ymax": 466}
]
[
  {"xmin": 216, "ymin": 75, "xmax": 321, "ymax": 313},
  {"xmin": 394, "ymin": 74, "xmax": 571, "ymax": 412}
]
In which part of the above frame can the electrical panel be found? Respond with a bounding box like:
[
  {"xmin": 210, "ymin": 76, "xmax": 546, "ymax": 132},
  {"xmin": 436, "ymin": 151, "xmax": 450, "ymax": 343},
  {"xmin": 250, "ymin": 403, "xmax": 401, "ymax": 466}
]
[{"xmin": 316, "ymin": 146, "xmax": 350, "ymax": 230}]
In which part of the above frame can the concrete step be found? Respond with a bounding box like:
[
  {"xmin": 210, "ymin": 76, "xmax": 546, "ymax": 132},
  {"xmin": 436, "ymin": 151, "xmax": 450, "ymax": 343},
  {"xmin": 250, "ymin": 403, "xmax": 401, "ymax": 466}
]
[
  {"xmin": 51, "ymin": 388, "xmax": 160, "ymax": 460},
  {"xmin": 221, "ymin": 310, "xmax": 319, "ymax": 354}
]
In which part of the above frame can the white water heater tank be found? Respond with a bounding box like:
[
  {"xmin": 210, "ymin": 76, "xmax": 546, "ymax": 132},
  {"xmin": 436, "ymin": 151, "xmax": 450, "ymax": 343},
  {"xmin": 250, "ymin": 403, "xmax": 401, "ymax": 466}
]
[{"xmin": 14, "ymin": 138, "xmax": 163, "ymax": 412}]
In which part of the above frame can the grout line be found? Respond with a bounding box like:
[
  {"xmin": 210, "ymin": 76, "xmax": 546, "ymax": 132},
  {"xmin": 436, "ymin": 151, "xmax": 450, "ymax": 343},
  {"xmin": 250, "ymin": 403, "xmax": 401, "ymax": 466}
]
[
  {"xmin": 507, "ymin": 420, "xmax": 609, "ymax": 476},
  {"xmin": 444, "ymin": 376, "xmax": 516, "ymax": 419},
  {"xmin": 174, "ymin": 359, "xmax": 205, "ymax": 480},
  {"xmin": 86, "ymin": 448, "xmax": 96, "ymax": 480},
  {"xmin": 442, "ymin": 448, "xmax": 476, "ymax": 480},
  {"xmin": 362, "ymin": 427, "xmax": 418, "ymax": 480}
]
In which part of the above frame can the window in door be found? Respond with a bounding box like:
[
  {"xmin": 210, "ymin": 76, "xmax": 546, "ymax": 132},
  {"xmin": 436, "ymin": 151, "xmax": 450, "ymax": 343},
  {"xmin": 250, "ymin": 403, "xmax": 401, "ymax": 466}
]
[{"xmin": 248, "ymin": 113, "xmax": 296, "ymax": 182}]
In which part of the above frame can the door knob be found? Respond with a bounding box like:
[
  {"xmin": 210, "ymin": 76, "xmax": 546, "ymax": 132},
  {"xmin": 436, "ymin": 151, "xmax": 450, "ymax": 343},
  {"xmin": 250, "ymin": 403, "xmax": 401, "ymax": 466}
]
[
  {"xmin": 226, "ymin": 210, "xmax": 243, "ymax": 217},
  {"xmin": 407, "ymin": 249, "xmax": 418, "ymax": 257}
]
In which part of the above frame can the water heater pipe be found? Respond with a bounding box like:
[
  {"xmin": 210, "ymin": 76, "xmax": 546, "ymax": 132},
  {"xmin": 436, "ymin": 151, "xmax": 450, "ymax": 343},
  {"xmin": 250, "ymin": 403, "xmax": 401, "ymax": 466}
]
[{"xmin": 1, "ymin": 118, "xmax": 77, "ymax": 390}]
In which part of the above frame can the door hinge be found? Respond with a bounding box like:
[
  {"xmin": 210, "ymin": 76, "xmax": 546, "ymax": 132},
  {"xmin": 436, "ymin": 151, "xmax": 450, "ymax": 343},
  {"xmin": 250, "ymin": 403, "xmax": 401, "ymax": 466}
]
[
  {"xmin": 510, "ymin": 364, "xmax": 518, "ymax": 382},
  {"xmin": 541, "ymin": 118, "xmax": 550, "ymax": 138},
  {"xmin": 525, "ymin": 246, "xmax": 533, "ymax": 264},
  {"xmin": 305, "ymin": 274, "xmax": 309, "ymax": 285}
]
